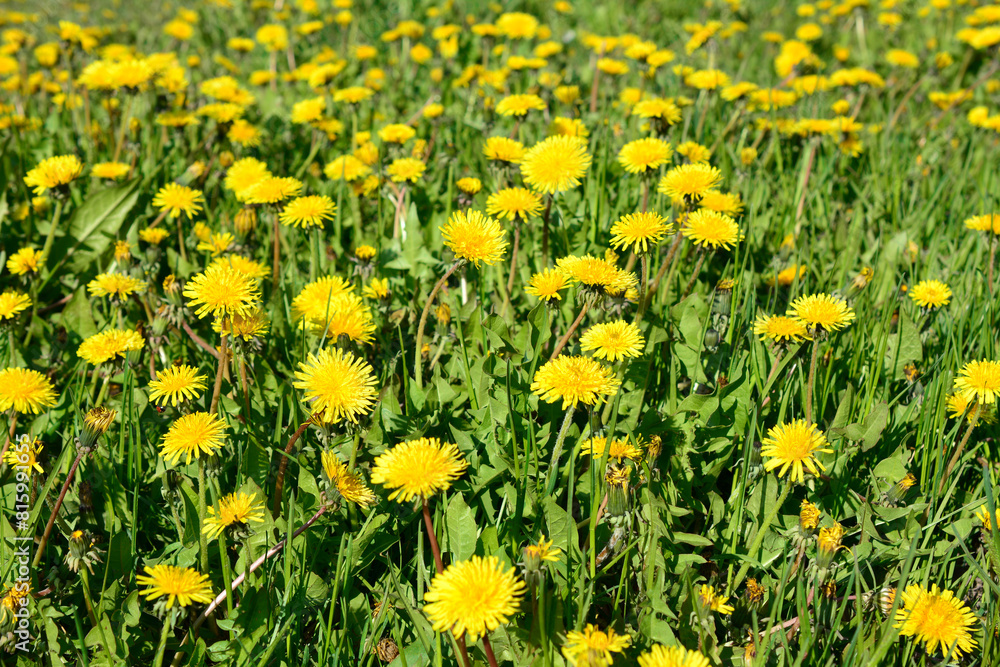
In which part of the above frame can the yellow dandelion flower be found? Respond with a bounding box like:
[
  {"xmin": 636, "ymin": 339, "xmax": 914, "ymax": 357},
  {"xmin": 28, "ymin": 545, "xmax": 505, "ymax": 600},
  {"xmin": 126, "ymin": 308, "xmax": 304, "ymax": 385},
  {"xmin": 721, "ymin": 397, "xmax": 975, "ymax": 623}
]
[
  {"xmin": 638, "ymin": 645, "xmax": 711, "ymax": 667},
  {"xmin": 456, "ymin": 177, "xmax": 482, "ymax": 195},
  {"xmin": 580, "ymin": 320, "xmax": 645, "ymax": 362},
  {"xmin": 321, "ymin": 451, "xmax": 377, "ymax": 507},
  {"xmin": 562, "ymin": 624, "xmax": 632, "ymax": 666},
  {"xmin": 3, "ymin": 438, "xmax": 44, "ymax": 475},
  {"xmin": 618, "ymin": 137, "xmax": 673, "ymax": 174},
  {"xmin": 579, "ymin": 436, "xmax": 643, "ymax": 461},
  {"xmin": 6, "ymin": 248, "xmax": 44, "ymax": 276},
  {"xmin": 681, "ymin": 209, "xmax": 740, "ymax": 250},
  {"xmin": 788, "ymin": 293, "xmax": 855, "ymax": 333},
  {"xmin": 440, "ymin": 209, "xmax": 508, "ymax": 267},
  {"xmin": 523, "ymin": 534, "xmax": 562, "ymax": 564},
  {"xmin": 423, "ymin": 555, "xmax": 526, "ymax": 641},
  {"xmin": 975, "ymin": 505, "xmax": 1000, "ymax": 531},
  {"xmin": 386, "ymin": 157, "xmax": 426, "ymax": 183},
  {"xmin": 224, "ymin": 157, "xmax": 271, "ymax": 195},
  {"xmin": 610, "ymin": 211, "xmax": 671, "ymax": 254},
  {"xmin": 520, "ymin": 135, "xmax": 591, "ymax": 194},
  {"xmin": 24, "ymin": 155, "xmax": 83, "ymax": 195},
  {"xmin": 753, "ymin": 314, "xmax": 808, "ymax": 344},
  {"xmin": 954, "ymin": 360, "xmax": 1000, "ymax": 405},
  {"xmin": 483, "ymin": 136, "xmax": 527, "ymax": 164},
  {"xmin": 657, "ymin": 163, "xmax": 722, "ymax": 204},
  {"xmin": 242, "ymin": 176, "xmax": 302, "ymax": 205},
  {"xmin": 280, "ymin": 195, "xmax": 336, "ymax": 228},
  {"xmin": 0, "ymin": 291, "xmax": 31, "ymax": 320},
  {"xmin": 699, "ymin": 191, "xmax": 744, "ymax": 216},
  {"xmin": 87, "ymin": 272, "xmax": 147, "ymax": 299},
  {"xmin": 77, "ymin": 329, "xmax": 145, "ymax": 365},
  {"xmin": 496, "ymin": 93, "xmax": 546, "ymax": 116},
  {"xmin": 148, "ymin": 365, "xmax": 207, "ymax": 407},
  {"xmin": 139, "ymin": 227, "xmax": 171, "ymax": 245},
  {"xmin": 325, "ymin": 155, "xmax": 371, "ymax": 182},
  {"xmin": 227, "ymin": 119, "xmax": 261, "ymax": 147},
  {"xmin": 908, "ymin": 280, "xmax": 951, "ymax": 310},
  {"xmin": 894, "ymin": 584, "xmax": 979, "ymax": 658},
  {"xmin": 293, "ymin": 348, "xmax": 378, "ymax": 423},
  {"xmin": 526, "ymin": 268, "xmax": 570, "ymax": 303},
  {"xmin": 486, "ymin": 187, "xmax": 543, "ymax": 222},
  {"xmin": 153, "ymin": 183, "xmax": 204, "ymax": 219},
  {"xmin": 698, "ymin": 584, "xmax": 735, "ymax": 615},
  {"xmin": 91, "ymin": 161, "xmax": 130, "ymax": 180},
  {"xmin": 760, "ymin": 419, "xmax": 832, "ymax": 483},
  {"xmin": 0, "ymin": 368, "xmax": 58, "ymax": 414},
  {"xmin": 203, "ymin": 491, "xmax": 266, "ymax": 539},
  {"xmin": 159, "ymin": 412, "xmax": 227, "ymax": 465},
  {"xmin": 964, "ymin": 213, "xmax": 1000, "ymax": 235},
  {"xmin": 800, "ymin": 500, "xmax": 821, "ymax": 530},
  {"xmin": 136, "ymin": 565, "xmax": 214, "ymax": 609},
  {"xmin": 531, "ymin": 356, "xmax": 621, "ymax": 409},
  {"xmin": 378, "ymin": 123, "xmax": 416, "ymax": 143},
  {"xmin": 183, "ymin": 263, "xmax": 261, "ymax": 320},
  {"xmin": 209, "ymin": 255, "xmax": 269, "ymax": 280},
  {"xmin": 212, "ymin": 306, "xmax": 271, "ymax": 341},
  {"xmin": 371, "ymin": 437, "xmax": 468, "ymax": 502},
  {"xmin": 633, "ymin": 98, "xmax": 682, "ymax": 124}
]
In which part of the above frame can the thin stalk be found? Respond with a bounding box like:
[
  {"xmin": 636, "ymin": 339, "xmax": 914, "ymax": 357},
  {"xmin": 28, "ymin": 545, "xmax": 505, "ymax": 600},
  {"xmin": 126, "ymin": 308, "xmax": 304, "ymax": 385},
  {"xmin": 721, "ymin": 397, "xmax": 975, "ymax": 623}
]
[
  {"xmin": 33, "ymin": 450, "xmax": 85, "ymax": 567},
  {"xmin": 550, "ymin": 302, "xmax": 590, "ymax": 360},
  {"xmin": 111, "ymin": 93, "xmax": 134, "ymax": 163},
  {"xmin": 989, "ymin": 235, "xmax": 996, "ymax": 297},
  {"xmin": 941, "ymin": 406, "xmax": 980, "ymax": 493},
  {"xmin": 805, "ymin": 338, "xmax": 820, "ymax": 423},
  {"xmin": 153, "ymin": 614, "xmax": 174, "ymax": 667},
  {"xmin": 501, "ymin": 221, "xmax": 522, "ymax": 316},
  {"xmin": 272, "ymin": 421, "xmax": 311, "ymax": 518},
  {"xmin": 482, "ymin": 635, "xmax": 500, "ymax": 667},
  {"xmin": 644, "ymin": 230, "xmax": 684, "ymax": 310},
  {"xmin": 39, "ymin": 199, "xmax": 64, "ymax": 271},
  {"xmin": 272, "ymin": 210, "xmax": 282, "ymax": 285},
  {"xmin": 543, "ymin": 404, "xmax": 576, "ymax": 498},
  {"xmin": 197, "ymin": 459, "xmax": 209, "ymax": 573},
  {"xmin": 759, "ymin": 349, "xmax": 785, "ymax": 408},
  {"xmin": 422, "ymin": 497, "xmax": 445, "ymax": 574},
  {"xmin": 541, "ymin": 195, "xmax": 553, "ymax": 266},
  {"xmin": 680, "ymin": 248, "xmax": 707, "ymax": 300},
  {"xmin": 209, "ymin": 325, "xmax": 229, "ymax": 415},
  {"xmin": 414, "ymin": 261, "xmax": 462, "ymax": 389},
  {"xmin": 731, "ymin": 482, "xmax": 792, "ymax": 592}
]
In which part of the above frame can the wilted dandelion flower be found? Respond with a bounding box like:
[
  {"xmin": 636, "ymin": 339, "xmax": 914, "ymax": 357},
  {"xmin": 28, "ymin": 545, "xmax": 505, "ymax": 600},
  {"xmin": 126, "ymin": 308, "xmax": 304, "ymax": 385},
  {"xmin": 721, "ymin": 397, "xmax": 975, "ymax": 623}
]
[
  {"xmin": 698, "ymin": 585, "xmax": 734, "ymax": 615},
  {"xmin": 908, "ymin": 280, "xmax": 951, "ymax": 310},
  {"xmin": 526, "ymin": 268, "xmax": 570, "ymax": 303},
  {"xmin": 0, "ymin": 291, "xmax": 31, "ymax": 320},
  {"xmin": 531, "ymin": 356, "xmax": 621, "ymax": 408},
  {"xmin": 580, "ymin": 320, "xmax": 645, "ymax": 362},
  {"xmin": 280, "ymin": 195, "xmax": 336, "ymax": 228},
  {"xmin": 562, "ymin": 624, "xmax": 632, "ymax": 666},
  {"xmin": 486, "ymin": 187, "xmax": 543, "ymax": 221},
  {"xmin": 658, "ymin": 163, "xmax": 722, "ymax": 205},
  {"xmin": 77, "ymin": 329, "xmax": 145, "ymax": 365},
  {"xmin": 152, "ymin": 183, "xmax": 204, "ymax": 219},
  {"xmin": 371, "ymin": 437, "xmax": 468, "ymax": 502},
  {"xmin": 137, "ymin": 565, "xmax": 214, "ymax": 609},
  {"xmin": 183, "ymin": 263, "xmax": 261, "ymax": 320},
  {"xmin": 753, "ymin": 314, "xmax": 809, "ymax": 344},
  {"xmin": 800, "ymin": 499, "xmax": 821, "ymax": 530},
  {"xmin": 293, "ymin": 348, "xmax": 377, "ymax": 423},
  {"xmin": 975, "ymin": 505, "xmax": 1000, "ymax": 531},
  {"xmin": 760, "ymin": 420, "xmax": 832, "ymax": 483},
  {"xmin": 894, "ymin": 584, "xmax": 979, "ymax": 658},
  {"xmin": 321, "ymin": 451, "xmax": 377, "ymax": 507},
  {"xmin": 24, "ymin": 155, "xmax": 83, "ymax": 195},
  {"xmin": 637, "ymin": 645, "xmax": 710, "ymax": 667},
  {"xmin": 617, "ymin": 137, "xmax": 673, "ymax": 174},
  {"xmin": 203, "ymin": 491, "xmax": 266, "ymax": 539},
  {"xmin": 610, "ymin": 212, "xmax": 671, "ymax": 254},
  {"xmin": 440, "ymin": 210, "xmax": 508, "ymax": 266},
  {"xmin": 0, "ymin": 368, "xmax": 58, "ymax": 414},
  {"xmin": 953, "ymin": 360, "xmax": 1000, "ymax": 405},
  {"xmin": 424, "ymin": 556, "xmax": 526, "ymax": 641},
  {"xmin": 87, "ymin": 272, "xmax": 147, "ymax": 300},
  {"xmin": 147, "ymin": 365, "xmax": 207, "ymax": 407},
  {"xmin": 788, "ymin": 293, "xmax": 855, "ymax": 334},
  {"xmin": 159, "ymin": 412, "xmax": 227, "ymax": 464}
]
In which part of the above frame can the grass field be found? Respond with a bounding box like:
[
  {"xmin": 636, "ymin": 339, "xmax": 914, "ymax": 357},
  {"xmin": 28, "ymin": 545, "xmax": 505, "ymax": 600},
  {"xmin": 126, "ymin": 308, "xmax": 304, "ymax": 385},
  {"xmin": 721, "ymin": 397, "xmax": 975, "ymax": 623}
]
[{"xmin": 1, "ymin": 0, "xmax": 1000, "ymax": 665}]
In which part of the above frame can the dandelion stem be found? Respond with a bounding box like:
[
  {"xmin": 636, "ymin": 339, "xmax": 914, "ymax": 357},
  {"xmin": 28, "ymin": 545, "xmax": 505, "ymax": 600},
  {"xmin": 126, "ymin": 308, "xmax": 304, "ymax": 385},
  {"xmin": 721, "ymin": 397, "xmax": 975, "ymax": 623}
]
[
  {"xmin": 731, "ymin": 481, "xmax": 792, "ymax": 593},
  {"xmin": 111, "ymin": 93, "xmax": 134, "ymax": 164},
  {"xmin": 209, "ymin": 325, "xmax": 229, "ymax": 415},
  {"xmin": 33, "ymin": 450, "xmax": 86, "ymax": 568},
  {"xmin": 541, "ymin": 195, "xmax": 553, "ymax": 266},
  {"xmin": 543, "ymin": 404, "xmax": 576, "ymax": 499},
  {"xmin": 501, "ymin": 221, "xmax": 522, "ymax": 317},
  {"xmin": 681, "ymin": 248, "xmax": 707, "ymax": 300},
  {"xmin": 989, "ymin": 235, "xmax": 996, "ymax": 297},
  {"xmin": 422, "ymin": 497, "xmax": 445, "ymax": 574},
  {"xmin": 415, "ymin": 261, "xmax": 462, "ymax": 389},
  {"xmin": 153, "ymin": 613, "xmax": 174, "ymax": 667},
  {"xmin": 272, "ymin": 210, "xmax": 282, "ymax": 285},
  {"xmin": 941, "ymin": 405, "xmax": 980, "ymax": 493},
  {"xmin": 272, "ymin": 420, "xmax": 311, "ymax": 518},
  {"xmin": 197, "ymin": 458, "xmax": 209, "ymax": 573},
  {"xmin": 550, "ymin": 302, "xmax": 590, "ymax": 360},
  {"xmin": 482, "ymin": 635, "xmax": 500, "ymax": 667},
  {"xmin": 759, "ymin": 349, "xmax": 785, "ymax": 409},
  {"xmin": 644, "ymin": 229, "xmax": 684, "ymax": 311},
  {"xmin": 39, "ymin": 199, "xmax": 64, "ymax": 274},
  {"xmin": 805, "ymin": 338, "xmax": 820, "ymax": 423}
]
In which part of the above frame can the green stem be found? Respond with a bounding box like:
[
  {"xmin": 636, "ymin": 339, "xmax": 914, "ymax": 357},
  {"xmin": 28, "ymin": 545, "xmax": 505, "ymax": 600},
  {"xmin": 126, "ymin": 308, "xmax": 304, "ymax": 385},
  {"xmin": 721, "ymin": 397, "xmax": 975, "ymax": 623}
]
[
  {"xmin": 543, "ymin": 404, "xmax": 576, "ymax": 498},
  {"xmin": 153, "ymin": 613, "xmax": 174, "ymax": 667},
  {"xmin": 209, "ymin": 325, "xmax": 229, "ymax": 415},
  {"xmin": 414, "ymin": 261, "xmax": 461, "ymax": 390},
  {"xmin": 731, "ymin": 482, "xmax": 792, "ymax": 593},
  {"xmin": 805, "ymin": 338, "xmax": 820, "ymax": 423},
  {"xmin": 197, "ymin": 458, "xmax": 209, "ymax": 573},
  {"xmin": 81, "ymin": 568, "xmax": 114, "ymax": 660},
  {"xmin": 40, "ymin": 199, "xmax": 64, "ymax": 272}
]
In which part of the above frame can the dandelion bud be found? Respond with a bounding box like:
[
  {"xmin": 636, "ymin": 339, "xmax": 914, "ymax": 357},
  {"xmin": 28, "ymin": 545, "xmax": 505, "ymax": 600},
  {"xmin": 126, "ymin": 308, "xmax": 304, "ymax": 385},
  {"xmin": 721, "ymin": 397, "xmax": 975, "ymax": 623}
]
[
  {"xmin": 799, "ymin": 500, "xmax": 820, "ymax": 531},
  {"xmin": 81, "ymin": 407, "xmax": 116, "ymax": 450},
  {"xmin": 65, "ymin": 530, "xmax": 103, "ymax": 574},
  {"xmin": 877, "ymin": 586, "xmax": 897, "ymax": 616},
  {"xmin": 704, "ymin": 327, "xmax": 720, "ymax": 350},
  {"xmin": 605, "ymin": 466, "xmax": 631, "ymax": 516},
  {"xmin": 815, "ymin": 522, "xmax": 844, "ymax": 572},
  {"xmin": 646, "ymin": 434, "xmax": 662, "ymax": 462},
  {"xmin": 887, "ymin": 472, "xmax": 917, "ymax": 505},
  {"xmin": 234, "ymin": 206, "xmax": 258, "ymax": 234},
  {"xmin": 522, "ymin": 534, "xmax": 561, "ymax": 589},
  {"xmin": 219, "ymin": 150, "xmax": 235, "ymax": 168},
  {"xmin": 713, "ymin": 279, "xmax": 734, "ymax": 314}
]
